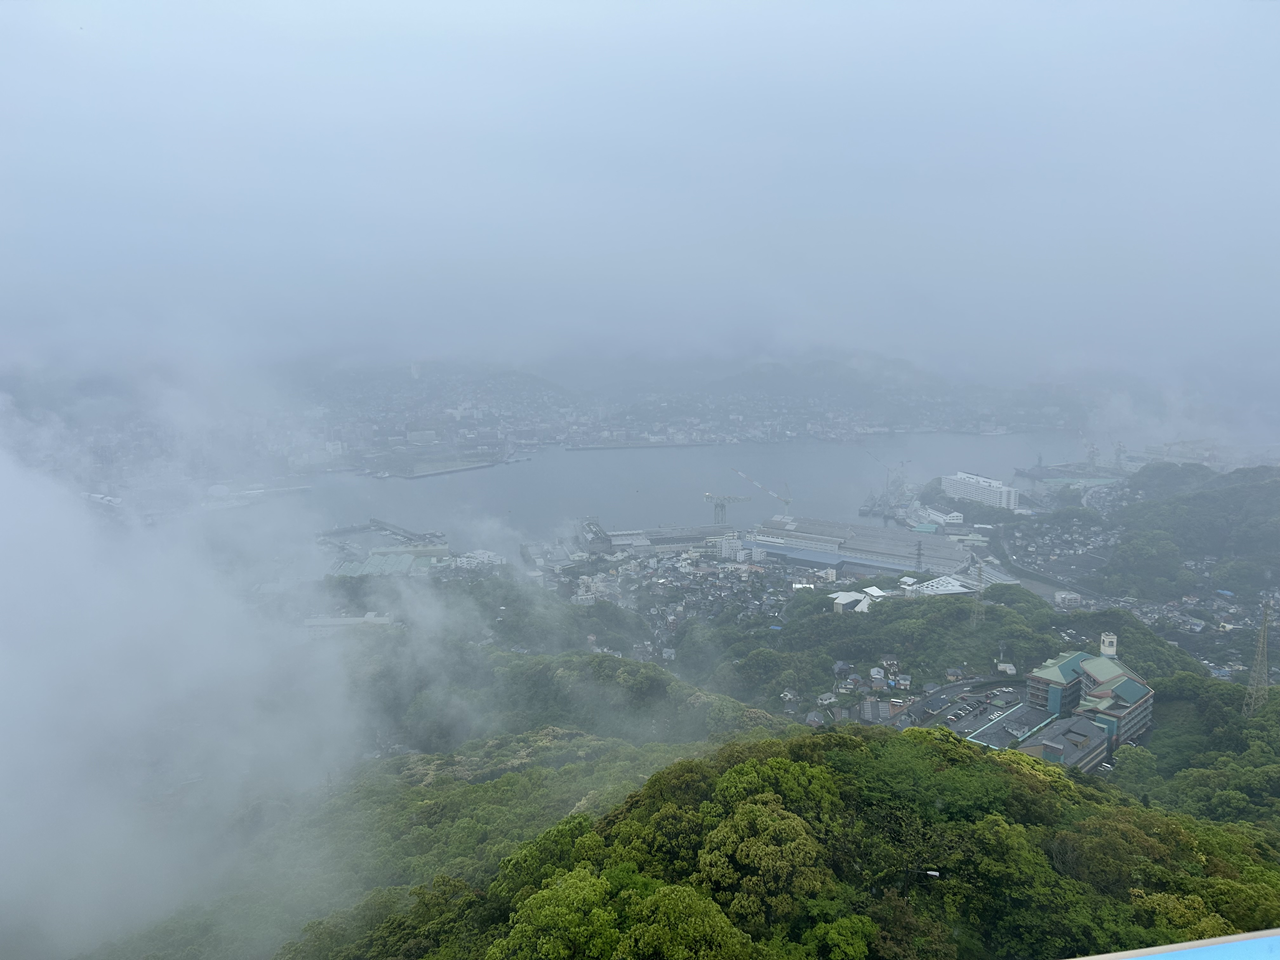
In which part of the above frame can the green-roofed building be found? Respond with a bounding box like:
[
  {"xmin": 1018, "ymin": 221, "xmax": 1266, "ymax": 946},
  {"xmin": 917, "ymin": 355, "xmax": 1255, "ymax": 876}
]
[{"xmin": 1026, "ymin": 636, "xmax": 1154, "ymax": 752}]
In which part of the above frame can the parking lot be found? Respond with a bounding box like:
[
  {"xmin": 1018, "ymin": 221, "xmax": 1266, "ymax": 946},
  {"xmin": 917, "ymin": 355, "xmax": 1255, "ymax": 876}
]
[{"xmin": 938, "ymin": 686, "xmax": 1024, "ymax": 738}]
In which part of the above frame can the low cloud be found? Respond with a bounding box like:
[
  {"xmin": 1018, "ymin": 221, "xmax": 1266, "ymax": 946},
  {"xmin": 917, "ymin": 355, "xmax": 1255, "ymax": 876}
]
[{"xmin": 0, "ymin": 444, "xmax": 359, "ymax": 959}]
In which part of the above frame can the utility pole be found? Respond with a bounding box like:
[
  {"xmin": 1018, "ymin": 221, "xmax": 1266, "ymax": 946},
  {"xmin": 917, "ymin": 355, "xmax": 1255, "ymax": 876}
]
[
  {"xmin": 1244, "ymin": 604, "xmax": 1270, "ymax": 719},
  {"xmin": 970, "ymin": 557, "xmax": 985, "ymax": 631}
]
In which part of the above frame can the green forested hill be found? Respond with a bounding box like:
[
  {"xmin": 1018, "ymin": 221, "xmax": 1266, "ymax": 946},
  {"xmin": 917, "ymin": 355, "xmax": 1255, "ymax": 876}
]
[
  {"xmin": 1084, "ymin": 463, "xmax": 1280, "ymax": 599},
  {"xmin": 366, "ymin": 641, "xmax": 786, "ymax": 754},
  {"xmin": 81, "ymin": 578, "xmax": 789, "ymax": 960},
  {"xmin": 83, "ymin": 730, "xmax": 722, "ymax": 960},
  {"xmin": 1124, "ymin": 470, "xmax": 1280, "ymax": 560},
  {"xmin": 333, "ymin": 575, "xmax": 786, "ymax": 757},
  {"xmin": 75, "ymin": 580, "xmax": 1227, "ymax": 960},
  {"xmin": 672, "ymin": 584, "xmax": 1202, "ymax": 709},
  {"xmin": 276, "ymin": 728, "xmax": 1280, "ymax": 960},
  {"xmin": 1111, "ymin": 671, "xmax": 1280, "ymax": 829}
]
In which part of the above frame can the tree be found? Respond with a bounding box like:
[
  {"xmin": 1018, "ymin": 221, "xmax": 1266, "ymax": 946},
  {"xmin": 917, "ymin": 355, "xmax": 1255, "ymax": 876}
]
[
  {"xmin": 486, "ymin": 867, "xmax": 620, "ymax": 960},
  {"xmin": 615, "ymin": 885, "xmax": 753, "ymax": 960},
  {"xmin": 1130, "ymin": 891, "xmax": 1237, "ymax": 944},
  {"xmin": 1109, "ymin": 745, "xmax": 1160, "ymax": 794},
  {"xmin": 695, "ymin": 793, "xmax": 828, "ymax": 936},
  {"xmin": 803, "ymin": 915, "xmax": 878, "ymax": 960}
]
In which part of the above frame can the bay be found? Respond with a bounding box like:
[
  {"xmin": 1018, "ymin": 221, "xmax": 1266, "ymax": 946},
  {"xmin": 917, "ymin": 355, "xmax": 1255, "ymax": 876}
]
[{"xmin": 304, "ymin": 432, "xmax": 1081, "ymax": 555}]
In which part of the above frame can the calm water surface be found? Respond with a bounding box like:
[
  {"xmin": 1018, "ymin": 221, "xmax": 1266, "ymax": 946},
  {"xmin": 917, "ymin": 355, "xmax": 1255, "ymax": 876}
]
[{"xmin": 304, "ymin": 433, "xmax": 1081, "ymax": 553}]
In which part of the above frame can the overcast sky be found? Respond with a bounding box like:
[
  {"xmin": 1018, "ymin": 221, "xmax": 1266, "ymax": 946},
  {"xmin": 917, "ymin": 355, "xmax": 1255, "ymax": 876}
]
[{"xmin": 2, "ymin": 2, "xmax": 1278, "ymax": 374}]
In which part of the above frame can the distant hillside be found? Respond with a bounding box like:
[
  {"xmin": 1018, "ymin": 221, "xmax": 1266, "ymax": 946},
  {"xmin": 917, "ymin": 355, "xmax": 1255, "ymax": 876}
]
[
  {"xmin": 327, "ymin": 577, "xmax": 786, "ymax": 756},
  {"xmin": 1121, "ymin": 465, "xmax": 1280, "ymax": 562},
  {"xmin": 1125, "ymin": 461, "xmax": 1222, "ymax": 501},
  {"xmin": 673, "ymin": 584, "xmax": 1201, "ymax": 713},
  {"xmin": 1078, "ymin": 463, "xmax": 1280, "ymax": 600}
]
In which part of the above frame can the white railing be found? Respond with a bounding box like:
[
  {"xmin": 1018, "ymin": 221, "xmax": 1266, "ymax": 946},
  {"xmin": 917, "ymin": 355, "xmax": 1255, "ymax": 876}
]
[{"xmin": 1076, "ymin": 928, "xmax": 1280, "ymax": 959}]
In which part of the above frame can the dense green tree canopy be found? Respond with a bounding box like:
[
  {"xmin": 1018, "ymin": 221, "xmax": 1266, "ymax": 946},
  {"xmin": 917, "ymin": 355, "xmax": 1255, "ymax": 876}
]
[{"xmin": 277, "ymin": 728, "xmax": 1280, "ymax": 960}]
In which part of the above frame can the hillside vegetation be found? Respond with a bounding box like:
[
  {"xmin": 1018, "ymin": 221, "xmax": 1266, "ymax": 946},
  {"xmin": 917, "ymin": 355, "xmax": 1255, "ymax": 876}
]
[
  {"xmin": 85, "ymin": 730, "xmax": 722, "ymax": 960},
  {"xmin": 1111, "ymin": 671, "xmax": 1280, "ymax": 830},
  {"xmin": 84, "ymin": 577, "xmax": 788, "ymax": 960},
  {"xmin": 672, "ymin": 584, "xmax": 1201, "ymax": 710},
  {"xmin": 79, "ymin": 579, "xmax": 1244, "ymax": 960},
  {"xmin": 277, "ymin": 728, "xmax": 1280, "ymax": 960},
  {"xmin": 1085, "ymin": 463, "xmax": 1280, "ymax": 599}
]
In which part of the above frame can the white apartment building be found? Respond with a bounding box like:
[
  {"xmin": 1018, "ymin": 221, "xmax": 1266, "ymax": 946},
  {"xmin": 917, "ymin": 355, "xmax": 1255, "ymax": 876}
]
[{"xmin": 941, "ymin": 472, "xmax": 1020, "ymax": 510}]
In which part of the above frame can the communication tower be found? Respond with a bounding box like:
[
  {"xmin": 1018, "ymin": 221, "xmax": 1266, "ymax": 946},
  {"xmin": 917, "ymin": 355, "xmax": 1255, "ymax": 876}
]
[{"xmin": 1244, "ymin": 605, "xmax": 1270, "ymax": 719}]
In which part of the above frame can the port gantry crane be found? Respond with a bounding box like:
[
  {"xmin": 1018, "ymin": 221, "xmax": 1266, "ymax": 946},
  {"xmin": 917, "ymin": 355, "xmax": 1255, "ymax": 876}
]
[
  {"xmin": 733, "ymin": 469, "xmax": 793, "ymax": 514},
  {"xmin": 704, "ymin": 493, "xmax": 750, "ymax": 525}
]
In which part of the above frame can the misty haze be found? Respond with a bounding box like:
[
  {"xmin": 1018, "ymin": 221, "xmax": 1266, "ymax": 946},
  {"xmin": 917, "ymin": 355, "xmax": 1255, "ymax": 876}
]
[{"xmin": 3, "ymin": 4, "xmax": 1280, "ymax": 960}]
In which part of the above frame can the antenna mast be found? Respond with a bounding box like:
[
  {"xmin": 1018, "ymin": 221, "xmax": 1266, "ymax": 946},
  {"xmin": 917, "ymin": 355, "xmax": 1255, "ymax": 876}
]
[{"xmin": 1244, "ymin": 604, "xmax": 1270, "ymax": 719}]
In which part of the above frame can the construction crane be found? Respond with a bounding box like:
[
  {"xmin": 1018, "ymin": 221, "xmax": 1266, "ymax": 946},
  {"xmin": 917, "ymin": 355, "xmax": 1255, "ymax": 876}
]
[
  {"xmin": 733, "ymin": 469, "xmax": 792, "ymax": 512},
  {"xmin": 705, "ymin": 493, "xmax": 750, "ymax": 525},
  {"xmin": 854, "ymin": 449, "xmax": 912, "ymax": 515},
  {"xmin": 1244, "ymin": 604, "xmax": 1271, "ymax": 719}
]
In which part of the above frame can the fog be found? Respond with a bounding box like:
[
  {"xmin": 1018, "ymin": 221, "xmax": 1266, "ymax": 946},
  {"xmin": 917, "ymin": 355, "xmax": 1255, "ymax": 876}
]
[
  {"xmin": 3, "ymin": 2, "xmax": 1278, "ymax": 373},
  {"xmin": 0, "ymin": 444, "xmax": 355, "ymax": 956},
  {"xmin": 3, "ymin": 3, "xmax": 1280, "ymax": 958}
]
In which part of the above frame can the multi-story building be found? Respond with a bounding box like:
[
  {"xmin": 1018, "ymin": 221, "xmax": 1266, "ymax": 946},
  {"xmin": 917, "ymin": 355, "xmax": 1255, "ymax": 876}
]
[
  {"xmin": 1026, "ymin": 637, "xmax": 1154, "ymax": 751},
  {"xmin": 941, "ymin": 472, "xmax": 1020, "ymax": 510},
  {"xmin": 719, "ymin": 538, "xmax": 743, "ymax": 559},
  {"xmin": 1018, "ymin": 716, "xmax": 1110, "ymax": 773},
  {"xmin": 1054, "ymin": 590, "xmax": 1082, "ymax": 609}
]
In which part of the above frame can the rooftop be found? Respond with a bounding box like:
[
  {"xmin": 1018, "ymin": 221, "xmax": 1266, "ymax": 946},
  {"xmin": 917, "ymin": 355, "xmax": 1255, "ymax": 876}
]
[
  {"xmin": 1019, "ymin": 715, "xmax": 1110, "ymax": 769},
  {"xmin": 1028, "ymin": 650, "xmax": 1094, "ymax": 685},
  {"xmin": 966, "ymin": 703, "xmax": 1053, "ymax": 749}
]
